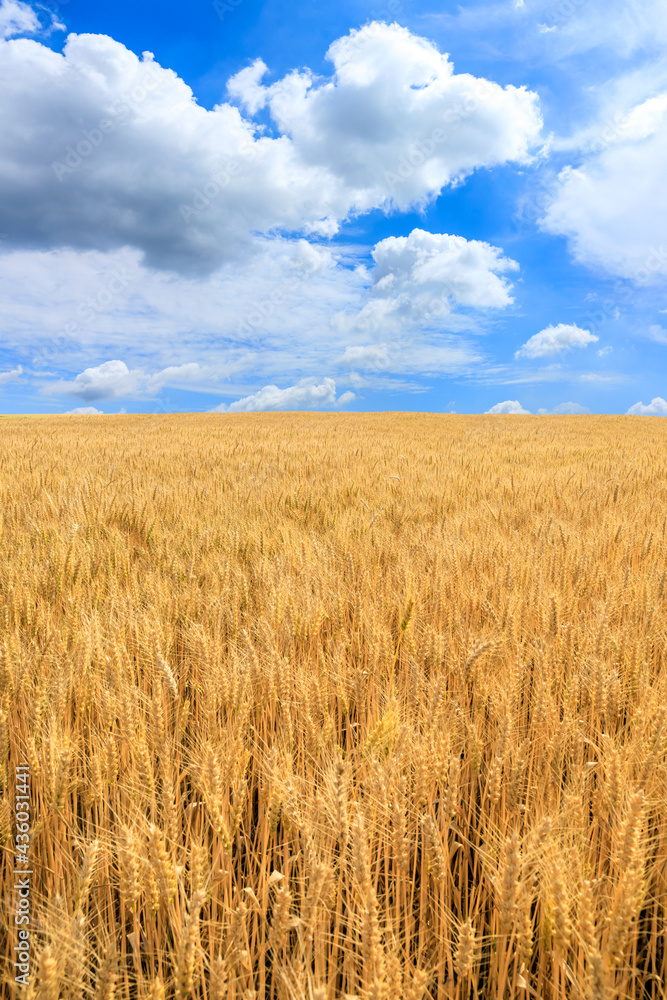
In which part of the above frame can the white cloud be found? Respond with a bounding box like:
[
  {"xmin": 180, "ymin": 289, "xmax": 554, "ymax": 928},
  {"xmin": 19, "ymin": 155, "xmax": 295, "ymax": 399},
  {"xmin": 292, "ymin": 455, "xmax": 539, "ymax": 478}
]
[
  {"xmin": 0, "ymin": 24, "xmax": 541, "ymax": 274},
  {"xmin": 338, "ymin": 344, "xmax": 391, "ymax": 368},
  {"xmin": 615, "ymin": 94, "xmax": 667, "ymax": 144},
  {"xmin": 229, "ymin": 23, "xmax": 542, "ymax": 213},
  {"xmin": 338, "ymin": 229, "xmax": 518, "ymax": 340},
  {"xmin": 0, "ymin": 0, "xmax": 63, "ymax": 39},
  {"xmin": 0, "ymin": 241, "xmax": 351, "ymax": 365},
  {"xmin": 466, "ymin": 362, "xmax": 631, "ymax": 387},
  {"xmin": 0, "ymin": 364, "xmax": 22, "ymax": 385},
  {"xmin": 485, "ymin": 399, "xmax": 531, "ymax": 413},
  {"xmin": 490, "ymin": 0, "xmax": 667, "ymax": 59},
  {"xmin": 515, "ymin": 323, "xmax": 598, "ymax": 358},
  {"xmin": 65, "ymin": 406, "xmax": 104, "ymax": 414},
  {"xmin": 551, "ymin": 401, "xmax": 592, "ymax": 414},
  {"xmin": 542, "ymin": 93, "xmax": 667, "ymax": 281},
  {"xmin": 226, "ymin": 58, "xmax": 269, "ymax": 116},
  {"xmin": 347, "ymin": 373, "xmax": 427, "ymax": 393},
  {"xmin": 597, "ymin": 345, "xmax": 613, "ymax": 356},
  {"xmin": 369, "ymin": 229, "xmax": 518, "ymax": 309},
  {"xmin": 211, "ymin": 378, "xmax": 354, "ymax": 412},
  {"xmin": 578, "ymin": 373, "xmax": 624, "ymax": 383},
  {"xmin": 336, "ymin": 336, "xmax": 485, "ymax": 381},
  {"xmin": 542, "ymin": 0, "xmax": 667, "ymax": 58},
  {"xmin": 541, "ymin": 404, "xmax": 594, "ymax": 413},
  {"xmin": 552, "ymin": 94, "xmax": 667, "ymax": 157},
  {"xmin": 0, "ymin": 0, "xmax": 38, "ymax": 39},
  {"xmin": 54, "ymin": 360, "xmax": 142, "ymax": 401},
  {"xmin": 626, "ymin": 396, "xmax": 667, "ymax": 415},
  {"xmin": 646, "ymin": 325, "xmax": 667, "ymax": 345},
  {"xmin": 0, "ymin": 226, "xmax": 519, "ymax": 394},
  {"xmin": 336, "ymin": 391, "xmax": 356, "ymax": 406},
  {"xmin": 46, "ymin": 359, "xmax": 215, "ymax": 401}
]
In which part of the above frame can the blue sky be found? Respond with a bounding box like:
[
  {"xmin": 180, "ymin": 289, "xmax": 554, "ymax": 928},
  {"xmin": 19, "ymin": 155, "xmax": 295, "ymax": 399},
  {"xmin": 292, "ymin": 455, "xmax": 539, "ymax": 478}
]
[{"xmin": 0, "ymin": 0, "xmax": 666, "ymax": 415}]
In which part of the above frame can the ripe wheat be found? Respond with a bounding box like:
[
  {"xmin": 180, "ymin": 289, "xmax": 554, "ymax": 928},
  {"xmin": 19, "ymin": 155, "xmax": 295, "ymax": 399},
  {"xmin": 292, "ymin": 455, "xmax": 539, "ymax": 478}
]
[{"xmin": 1, "ymin": 412, "xmax": 666, "ymax": 998}]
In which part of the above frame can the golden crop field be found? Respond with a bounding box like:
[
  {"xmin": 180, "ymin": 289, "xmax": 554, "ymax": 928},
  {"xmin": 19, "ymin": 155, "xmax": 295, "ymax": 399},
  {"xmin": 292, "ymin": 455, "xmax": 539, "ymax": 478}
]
[{"xmin": 1, "ymin": 412, "xmax": 666, "ymax": 1000}]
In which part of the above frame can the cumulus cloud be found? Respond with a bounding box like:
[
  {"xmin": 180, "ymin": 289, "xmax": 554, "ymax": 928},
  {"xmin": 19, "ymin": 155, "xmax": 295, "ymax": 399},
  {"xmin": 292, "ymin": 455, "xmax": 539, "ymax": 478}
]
[
  {"xmin": 339, "ymin": 229, "xmax": 519, "ymax": 338},
  {"xmin": 0, "ymin": 24, "xmax": 541, "ymax": 274},
  {"xmin": 369, "ymin": 230, "xmax": 518, "ymax": 309},
  {"xmin": 515, "ymin": 323, "xmax": 598, "ymax": 358},
  {"xmin": 46, "ymin": 359, "xmax": 214, "ymax": 401},
  {"xmin": 211, "ymin": 378, "xmax": 355, "ymax": 412},
  {"xmin": 542, "ymin": 93, "xmax": 667, "ymax": 281},
  {"xmin": 229, "ymin": 23, "xmax": 542, "ymax": 212},
  {"xmin": 485, "ymin": 399, "xmax": 531, "ymax": 413},
  {"xmin": 65, "ymin": 406, "xmax": 104, "ymax": 414},
  {"xmin": 52, "ymin": 360, "xmax": 143, "ymax": 401},
  {"xmin": 0, "ymin": 364, "xmax": 23, "ymax": 386},
  {"xmin": 226, "ymin": 58, "xmax": 269, "ymax": 116},
  {"xmin": 626, "ymin": 397, "xmax": 667, "ymax": 415}
]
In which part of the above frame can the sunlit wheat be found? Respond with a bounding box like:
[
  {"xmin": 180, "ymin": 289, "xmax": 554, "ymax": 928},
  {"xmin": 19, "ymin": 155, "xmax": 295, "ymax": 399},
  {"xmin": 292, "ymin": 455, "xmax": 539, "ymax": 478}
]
[{"xmin": 1, "ymin": 412, "xmax": 665, "ymax": 998}]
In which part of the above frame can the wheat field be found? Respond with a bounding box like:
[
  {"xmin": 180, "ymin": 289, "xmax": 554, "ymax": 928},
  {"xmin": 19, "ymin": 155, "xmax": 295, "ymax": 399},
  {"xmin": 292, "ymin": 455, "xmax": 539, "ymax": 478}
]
[{"xmin": 1, "ymin": 412, "xmax": 666, "ymax": 1000}]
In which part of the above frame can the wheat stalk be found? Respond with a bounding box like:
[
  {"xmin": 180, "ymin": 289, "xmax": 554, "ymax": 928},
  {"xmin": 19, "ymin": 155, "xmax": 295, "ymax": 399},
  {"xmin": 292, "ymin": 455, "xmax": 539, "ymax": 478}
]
[{"xmin": 2, "ymin": 413, "xmax": 665, "ymax": 1000}]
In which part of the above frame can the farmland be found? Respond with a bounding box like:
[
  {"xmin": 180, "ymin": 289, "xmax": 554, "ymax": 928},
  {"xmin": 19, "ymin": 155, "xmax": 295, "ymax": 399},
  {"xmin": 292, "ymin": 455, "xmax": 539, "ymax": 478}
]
[{"xmin": 1, "ymin": 413, "xmax": 666, "ymax": 999}]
